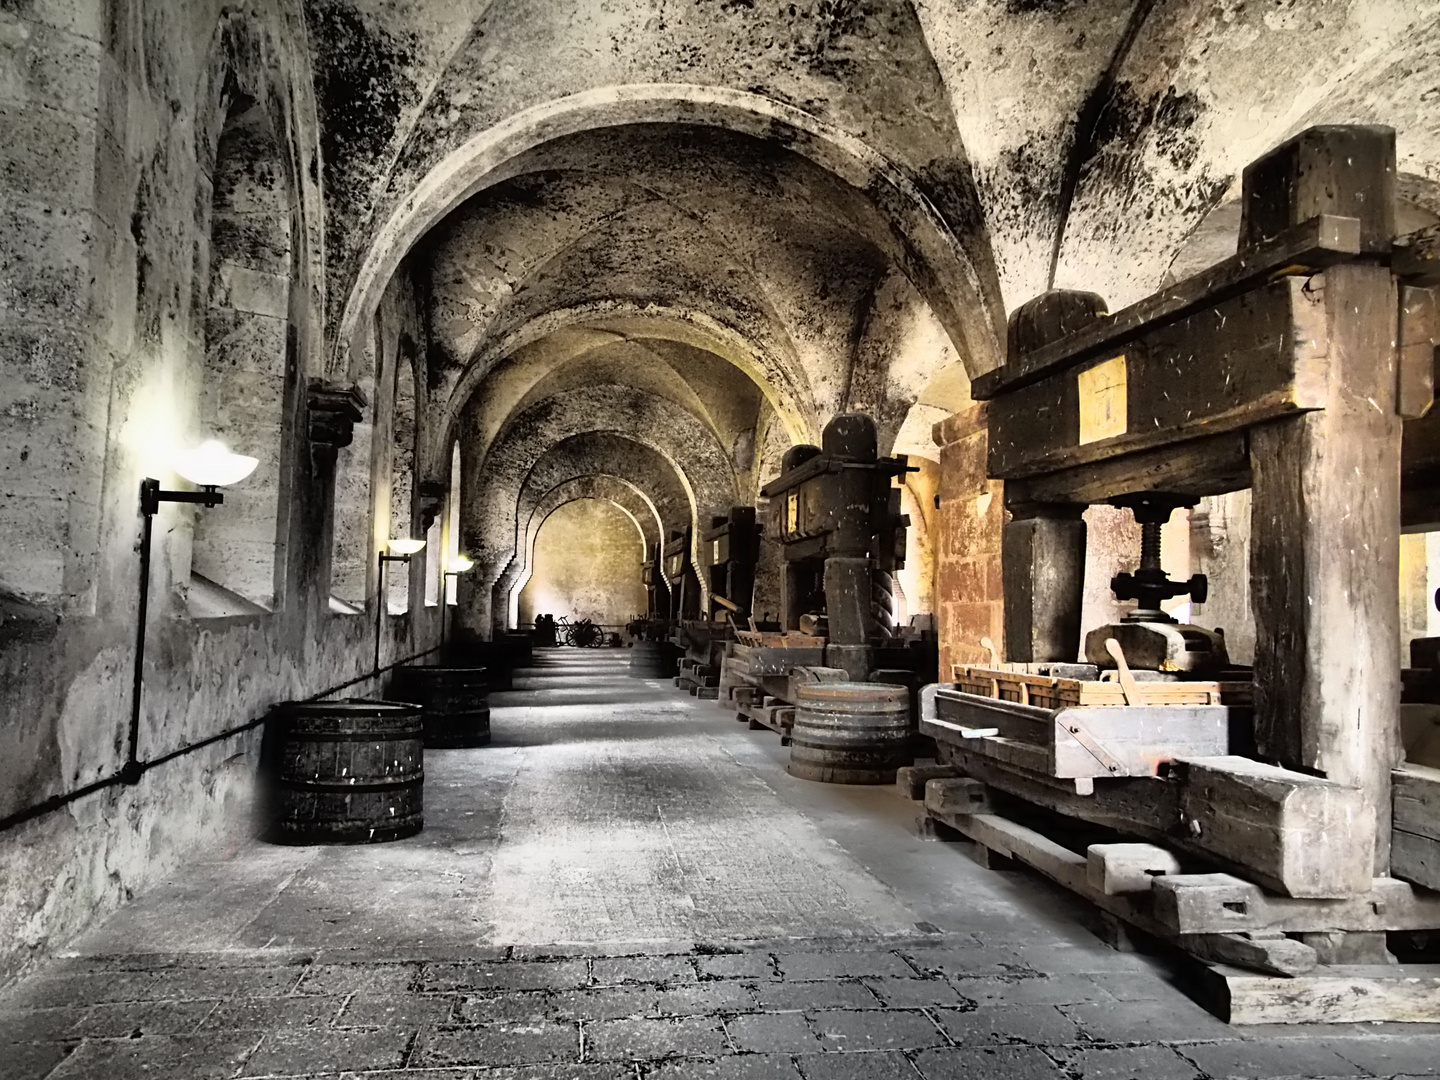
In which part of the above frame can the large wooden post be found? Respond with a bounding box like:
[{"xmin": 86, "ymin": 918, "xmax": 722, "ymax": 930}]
[
  {"xmin": 1246, "ymin": 128, "xmax": 1402, "ymax": 875},
  {"xmin": 1002, "ymin": 501, "xmax": 1087, "ymax": 663}
]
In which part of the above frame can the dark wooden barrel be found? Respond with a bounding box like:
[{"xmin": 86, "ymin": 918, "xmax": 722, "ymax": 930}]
[
  {"xmin": 390, "ymin": 666, "xmax": 491, "ymax": 748},
  {"xmin": 788, "ymin": 682, "xmax": 912, "ymax": 784},
  {"xmin": 629, "ymin": 639, "xmax": 678, "ymax": 679},
  {"xmin": 276, "ymin": 699, "xmax": 423, "ymax": 844}
]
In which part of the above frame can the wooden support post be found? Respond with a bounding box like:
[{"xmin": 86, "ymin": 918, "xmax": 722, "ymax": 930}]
[
  {"xmin": 1002, "ymin": 501, "xmax": 1086, "ymax": 663},
  {"xmin": 1244, "ymin": 127, "xmax": 1402, "ymax": 879},
  {"xmin": 1248, "ymin": 261, "xmax": 1402, "ymax": 877}
]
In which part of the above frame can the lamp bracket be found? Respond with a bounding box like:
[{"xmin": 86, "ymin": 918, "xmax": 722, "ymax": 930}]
[{"xmin": 140, "ymin": 478, "xmax": 223, "ymax": 517}]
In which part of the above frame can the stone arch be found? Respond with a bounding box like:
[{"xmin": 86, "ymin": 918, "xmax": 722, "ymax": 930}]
[
  {"xmin": 491, "ymin": 434, "xmax": 693, "ymax": 628},
  {"xmin": 511, "ymin": 476, "xmax": 659, "ymax": 630},
  {"xmin": 431, "ymin": 304, "xmax": 816, "ymax": 472},
  {"xmin": 334, "ymin": 84, "xmax": 1004, "ymax": 384},
  {"xmin": 457, "ymin": 384, "xmax": 737, "ymax": 634}
]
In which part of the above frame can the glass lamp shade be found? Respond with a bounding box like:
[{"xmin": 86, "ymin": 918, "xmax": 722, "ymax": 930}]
[
  {"xmin": 387, "ymin": 538, "xmax": 427, "ymax": 556},
  {"xmin": 172, "ymin": 440, "xmax": 259, "ymax": 487},
  {"xmin": 449, "ymin": 555, "xmax": 474, "ymax": 574}
]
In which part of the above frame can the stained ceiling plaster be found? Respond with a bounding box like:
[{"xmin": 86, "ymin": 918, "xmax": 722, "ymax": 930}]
[{"xmin": 307, "ymin": 0, "xmax": 1440, "ymax": 574}]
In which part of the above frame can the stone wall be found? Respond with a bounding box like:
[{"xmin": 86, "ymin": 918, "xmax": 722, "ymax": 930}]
[
  {"xmin": 518, "ymin": 499, "xmax": 648, "ymax": 631},
  {"xmin": 0, "ymin": 0, "xmax": 445, "ymax": 988},
  {"xmin": 932, "ymin": 408, "xmax": 1004, "ymax": 677}
]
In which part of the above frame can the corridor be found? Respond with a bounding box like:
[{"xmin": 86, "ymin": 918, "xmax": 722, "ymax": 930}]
[{"xmin": 3, "ymin": 651, "xmax": 1435, "ymax": 1079}]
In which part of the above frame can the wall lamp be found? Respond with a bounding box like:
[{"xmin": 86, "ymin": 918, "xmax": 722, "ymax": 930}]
[
  {"xmin": 375, "ymin": 538, "xmax": 426, "ymax": 672},
  {"xmin": 440, "ymin": 554, "xmax": 474, "ymax": 651},
  {"xmin": 127, "ymin": 441, "xmax": 258, "ymax": 784}
]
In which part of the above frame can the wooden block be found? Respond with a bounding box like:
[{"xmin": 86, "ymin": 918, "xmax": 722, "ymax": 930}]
[
  {"xmin": 1295, "ymin": 930, "xmax": 1394, "ymax": 966},
  {"xmin": 896, "ymin": 764, "xmax": 963, "ymax": 801},
  {"xmin": 1401, "ymin": 710, "xmax": 1440, "ymax": 768},
  {"xmin": 1175, "ymin": 756, "xmax": 1373, "ymax": 898},
  {"xmin": 1151, "ymin": 873, "xmax": 1440, "ymax": 935},
  {"xmin": 924, "ymin": 777, "xmax": 992, "ymax": 818},
  {"xmin": 1190, "ymin": 962, "xmax": 1440, "ymax": 1025},
  {"xmin": 1394, "ymin": 764, "xmax": 1440, "ymax": 891},
  {"xmin": 987, "ymin": 277, "xmax": 1329, "ymax": 479},
  {"xmin": 1183, "ymin": 932, "xmax": 1317, "ymax": 977},
  {"xmin": 974, "ymin": 213, "xmax": 1363, "ymax": 401},
  {"xmin": 1086, "ymin": 843, "xmax": 1182, "ymax": 896}
]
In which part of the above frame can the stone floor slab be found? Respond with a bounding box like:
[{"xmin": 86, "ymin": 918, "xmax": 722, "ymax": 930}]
[
  {"xmin": 809, "ymin": 1008, "xmax": 949, "ymax": 1052},
  {"xmin": 725, "ymin": 1010, "xmax": 823, "ymax": 1053},
  {"xmin": 584, "ymin": 1015, "xmax": 730, "ymax": 1060},
  {"xmin": 931, "ymin": 1003, "xmax": 1081, "ymax": 1047},
  {"xmin": 648, "ymin": 1054, "xmax": 804, "ymax": 1080},
  {"xmin": 1054, "ymin": 1044, "xmax": 1203, "ymax": 1080},
  {"xmin": 912, "ymin": 1045, "xmax": 1066, "ymax": 1080},
  {"xmin": 1176, "ymin": 1039, "xmax": 1363, "ymax": 1079},
  {"xmin": 411, "ymin": 1022, "xmax": 582, "ymax": 1067},
  {"xmin": 240, "ymin": 1027, "xmax": 412, "ymax": 1075},
  {"xmin": 795, "ymin": 1049, "xmax": 924, "ymax": 1080},
  {"xmin": 754, "ymin": 979, "xmax": 878, "ymax": 1012}
]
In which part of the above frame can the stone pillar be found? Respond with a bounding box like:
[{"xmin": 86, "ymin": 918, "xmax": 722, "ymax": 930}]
[{"xmin": 932, "ymin": 406, "xmax": 1005, "ymax": 678}]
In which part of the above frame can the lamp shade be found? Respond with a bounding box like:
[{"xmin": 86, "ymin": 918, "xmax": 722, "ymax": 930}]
[
  {"xmin": 449, "ymin": 555, "xmax": 474, "ymax": 574},
  {"xmin": 387, "ymin": 538, "xmax": 427, "ymax": 556},
  {"xmin": 172, "ymin": 440, "xmax": 259, "ymax": 487}
]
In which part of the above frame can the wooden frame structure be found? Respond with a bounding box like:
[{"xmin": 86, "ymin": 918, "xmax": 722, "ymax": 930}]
[{"xmin": 920, "ymin": 125, "xmax": 1440, "ymax": 1020}]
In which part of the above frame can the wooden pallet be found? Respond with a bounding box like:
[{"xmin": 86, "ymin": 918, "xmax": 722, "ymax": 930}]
[
  {"xmin": 921, "ymin": 778, "xmax": 1440, "ymax": 1023},
  {"xmin": 740, "ymin": 698, "xmax": 795, "ymax": 743}
]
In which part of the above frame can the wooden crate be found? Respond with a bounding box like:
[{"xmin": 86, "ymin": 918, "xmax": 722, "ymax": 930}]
[
  {"xmin": 735, "ymin": 630, "xmax": 826, "ymax": 648},
  {"xmin": 952, "ymin": 664, "xmax": 1248, "ymax": 709}
]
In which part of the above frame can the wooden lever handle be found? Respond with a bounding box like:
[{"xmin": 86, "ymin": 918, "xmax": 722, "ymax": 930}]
[{"xmin": 1104, "ymin": 637, "xmax": 1141, "ymax": 707}]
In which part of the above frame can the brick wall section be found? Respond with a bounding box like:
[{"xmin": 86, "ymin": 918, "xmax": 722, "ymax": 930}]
[{"xmin": 933, "ymin": 405, "xmax": 1004, "ymax": 680}]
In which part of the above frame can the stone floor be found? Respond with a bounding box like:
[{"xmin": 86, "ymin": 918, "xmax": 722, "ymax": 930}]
[{"xmin": 2, "ymin": 649, "xmax": 1438, "ymax": 1078}]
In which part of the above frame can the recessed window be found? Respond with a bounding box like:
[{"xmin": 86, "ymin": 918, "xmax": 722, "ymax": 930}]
[{"xmin": 189, "ymin": 94, "xmax": 292, "ymax": 613}]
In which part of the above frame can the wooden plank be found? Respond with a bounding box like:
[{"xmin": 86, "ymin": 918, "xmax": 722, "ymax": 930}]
[
  {"xmin": 1175, "ymin": 756, "xmax": 1373, "ymax": 898},
  {"xmin": 1394, "ymin": 764, "xmax": 1440, "ymax": 843},
  {"xmin": 1249, "ymin": 262, "xmax": 1403, "ymax": 878},
  {"xmin": 1397, "ymin": 285, "xmax": 1437, "ymax": 419},
  {"xmin": 1086, "ymin": 843, "xmax": 1182, "ymax": 895},
  {"xmin": 1152, "ymin": 873, "xmax": 1440, "ymax": 935},
  {"xmin": 988, "ymin": 277, "xmax": 1328, "ymax": 479},
  {"xmin": 1185, "ymin": 933, "xmax": 1317, "ymax": 978},
  {"xmin": 1052, "ymin": 708, "xmax": 1229, "ymax": 779},
  {"xmin": 895, "ymin": 764, "xmax": 963, "ymax": 801},
  {"xmin": 1393, "ymin": 764, "xmax": 1440, "ymax": 891},
  {"xmin": 1008, "ymin": 430, "xmax": 1252, "ymax": 506},
  {"xmin": 1191, "ymin": 962, "xmax": 1440, "ymax": 1025},
  {"xmin": 1392, "ymin": 830, "xmax": 1440, "ymax": 892},
  {"xmin": 931, "ymin": 689, "xmax": 1227, "ymax": 778},
  {"xmin": 973, "ymin": 214, "xmax": 1362, "ymax": 400},
  {"xmin": 923, "ymin": 777, "xmax": 991, "ymax": 816}
]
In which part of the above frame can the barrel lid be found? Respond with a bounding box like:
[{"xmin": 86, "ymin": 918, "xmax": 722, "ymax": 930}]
[
  {"xmin": 795, "ymin": 681, "xmax": 908, "ymax": 704},
  {"xmin": 282, "ymin": 698, "xmax": 423, "ymax": 717}
]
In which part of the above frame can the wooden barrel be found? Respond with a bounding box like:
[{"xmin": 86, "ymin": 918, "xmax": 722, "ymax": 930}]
[
  {"xmin": 629, "ymin": 639, "xmax": 678, "ymax": 679},
  {"xmin": 788, "ymin": 681, "xmax": 912, "ymax": 784},
  {"xmin": 390, "ymin": 666, "xmax": 491, "ymax": 748},
  {"xmin": 276, "ymin": 699, "xmax": 423, "ymax": 844}
]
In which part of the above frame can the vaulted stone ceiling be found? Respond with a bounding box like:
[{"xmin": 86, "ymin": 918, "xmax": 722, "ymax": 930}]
[{"xmin": 301, "ymin": 0, "xmax": 1440, "ymax": 631}]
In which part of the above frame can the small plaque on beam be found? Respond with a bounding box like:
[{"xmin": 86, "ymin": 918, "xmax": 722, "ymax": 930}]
[{"xmin": 1077, "ymin": 354, "xmax": 1128, "ymax": 445}]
